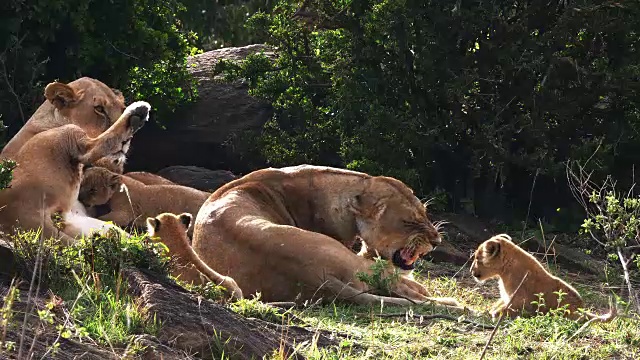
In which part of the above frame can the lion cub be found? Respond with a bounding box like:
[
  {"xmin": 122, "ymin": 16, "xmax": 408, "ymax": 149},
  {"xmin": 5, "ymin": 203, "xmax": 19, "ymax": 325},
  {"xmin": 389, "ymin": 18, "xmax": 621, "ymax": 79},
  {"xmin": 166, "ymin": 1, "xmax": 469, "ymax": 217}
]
[
  {"xmin": 471, "ymin": 234, "xmax": 615, "ymax": 321},
  {"xmin": 79, "ymin": 167, "xmax": 210, "ymax": 236},
  {"xmin": 0, "ymin": 101, "xmax": 149, "ymax": 244},
  {"xmin": 146, "ymin": 212, "xmax": 243, "ymax": 300}
]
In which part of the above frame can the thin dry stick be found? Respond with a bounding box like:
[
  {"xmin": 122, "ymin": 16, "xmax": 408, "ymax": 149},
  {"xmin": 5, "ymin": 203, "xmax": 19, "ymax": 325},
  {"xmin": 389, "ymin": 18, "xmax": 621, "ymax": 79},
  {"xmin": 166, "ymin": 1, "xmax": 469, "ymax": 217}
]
[
  {"xmin": 27, "ymin": 244, "xmax": 46, "ymax": 358},
  {"xmin": 17, "ymin": 193, "xmax": 46, "ymax": 359},
  {"xmin": 374, "ymin": 313, "xmax": 495, "ymax": 330},
  {"xmin": 617, "ymin": 247, "xmax": 638, "ymax": 312},
  {"xmin": 520, "ymin": 168, "xmax": 540, "ymax": 240},
  {"xmin": 479, "ymin": 271, "xmax": 530, "ymax": 360}
]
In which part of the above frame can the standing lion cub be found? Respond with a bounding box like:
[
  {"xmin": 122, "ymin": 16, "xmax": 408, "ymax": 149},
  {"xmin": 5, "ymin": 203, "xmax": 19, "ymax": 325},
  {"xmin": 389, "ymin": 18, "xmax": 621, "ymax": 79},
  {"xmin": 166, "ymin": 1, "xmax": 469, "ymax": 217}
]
[
  {"xmin": 146, "ymin": 212, "xmax": 243, "ymax": 300},
  {"xmin": 471, "ymin": 234, "xmax": 616, "ymax": 321},
  {"xmin": 0, "ymin": 101, "xmax": 150, "ymax": 244}
]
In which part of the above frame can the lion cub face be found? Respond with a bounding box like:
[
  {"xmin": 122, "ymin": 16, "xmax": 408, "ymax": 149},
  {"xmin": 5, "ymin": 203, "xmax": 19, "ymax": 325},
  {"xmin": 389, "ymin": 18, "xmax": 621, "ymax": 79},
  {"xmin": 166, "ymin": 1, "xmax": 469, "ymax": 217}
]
[
  {"xmin": 79, "ymin": 167, "xmax": 122, "ymax": 207},
  {"xmin": 146, "ymin": 213, "xmax": 192, "ymax": 244},
  {"xmin": 45, "ymin": 78, "xmax": 127, "ymax": 139},
  {"xmin": 470, "ymin": 235, "xmax": 511, "ymax": 282}
]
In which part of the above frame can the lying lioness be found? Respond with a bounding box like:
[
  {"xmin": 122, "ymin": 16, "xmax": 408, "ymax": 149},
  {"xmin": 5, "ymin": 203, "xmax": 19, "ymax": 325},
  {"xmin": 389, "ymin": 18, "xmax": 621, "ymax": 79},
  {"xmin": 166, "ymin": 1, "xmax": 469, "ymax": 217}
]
[
  {"xmin": 192, "ymin": 165, "xmax": 461, "ymax": 307},
  {"xmin": 471, "ymin": 234, "xmax": 616, "ymax": 321},
  {"xmin": 0, "ymin": 101, "xmax": 150, "ymax": 244}
]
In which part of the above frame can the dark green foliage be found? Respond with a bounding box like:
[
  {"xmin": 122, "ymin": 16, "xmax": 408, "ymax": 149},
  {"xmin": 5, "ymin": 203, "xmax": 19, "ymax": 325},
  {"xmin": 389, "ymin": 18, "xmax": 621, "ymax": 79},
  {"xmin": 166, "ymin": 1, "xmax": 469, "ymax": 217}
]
[
  {"xmin": 0, "ymin": 159, "xmax": 16, "ymax": 190},
  {"xmin": 221, "ymin": 0, "xmax": 640, "ymax": 225},
  {"xmin": 12, "ymin": 230, "xmax": 171, "ymax": 292},
  {"xmin": 0, "ymin": 0, "xmax": 200, "ymax": 136},
  {"xmin": 181, "ymin": 0, "xmax": 276, "ymax": 50}
]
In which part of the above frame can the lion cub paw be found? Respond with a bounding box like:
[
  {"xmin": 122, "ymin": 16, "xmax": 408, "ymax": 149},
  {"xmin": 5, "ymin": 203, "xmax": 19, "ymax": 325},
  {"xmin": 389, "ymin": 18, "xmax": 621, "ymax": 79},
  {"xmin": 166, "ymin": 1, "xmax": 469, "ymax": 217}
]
[{"xmin": 123, "ymin": 101, "xmax": 151, "ymax": 132}]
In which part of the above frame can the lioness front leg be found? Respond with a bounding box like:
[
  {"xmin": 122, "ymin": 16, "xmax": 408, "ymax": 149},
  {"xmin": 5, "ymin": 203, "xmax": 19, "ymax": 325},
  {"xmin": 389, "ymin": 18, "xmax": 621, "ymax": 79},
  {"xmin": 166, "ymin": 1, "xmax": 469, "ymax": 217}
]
[
  {"xmin": 80, "ymin": 101, "xmax": 150, "ymax": 165},
  {"xmin": 392, "ymin": 275, "xmax": 462, "ymax": 308}
]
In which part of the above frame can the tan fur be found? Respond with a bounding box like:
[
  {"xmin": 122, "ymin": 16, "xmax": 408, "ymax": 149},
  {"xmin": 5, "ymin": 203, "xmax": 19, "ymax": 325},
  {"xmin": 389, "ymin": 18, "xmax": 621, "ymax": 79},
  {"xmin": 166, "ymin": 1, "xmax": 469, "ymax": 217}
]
[
  {"xmin": 1, "ymin": 77, "xmax": 127, "ymax": 160},
  {"xmin": 78, "ymin": 167, "xmax": 123, "ymax": 208},
  {"xmin": 125, "ymin": 171, "xmax": 175, "ymax": 185},
  {"xmin": 0, "ymin": 102, "xmax": 150, "ymax": 244},
  {"xmin": 191, "ymin": 165, "xmax": 462, "ymax": 308},
  {"xmin": 93, "ymin": 155, "xmax": 125, "ymax": 174},
  {"xmin": 470, "ymin": 234, "xmax": 616, "ymax": 321},
  {"xmin": 79, "ymin": 167, "xmax": 210, "ymax": 237},
  {"xmin": 146, "ymin": 212, "xmax": 242, "ymax": 300}
]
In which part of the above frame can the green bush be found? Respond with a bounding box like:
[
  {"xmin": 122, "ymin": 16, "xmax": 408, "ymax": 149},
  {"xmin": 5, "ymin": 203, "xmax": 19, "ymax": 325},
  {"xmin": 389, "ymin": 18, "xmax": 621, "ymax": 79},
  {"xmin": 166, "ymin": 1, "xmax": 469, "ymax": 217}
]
[
  {"xmin": 220, "ymin": 0, "xmax": 640, "ymax": 225},
  {"xmin": 11, "ymin": 230, "xmax": 170, "ymax": 345},
  {"xmin": 0, "ymin": 0, "xmax": 200, "ymax": 135},
  {"xmin": 0, "ymin": 159, "xmax": 16, "ymax": 190}
]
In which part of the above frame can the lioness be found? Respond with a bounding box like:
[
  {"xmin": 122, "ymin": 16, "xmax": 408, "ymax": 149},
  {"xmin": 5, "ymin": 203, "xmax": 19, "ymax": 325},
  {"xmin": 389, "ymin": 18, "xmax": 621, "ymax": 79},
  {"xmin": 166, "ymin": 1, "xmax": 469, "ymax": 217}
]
[
  {"xmin": 0, "ymin": 101, "xmax": 150, "ymax": 244},
  {"xmin": 1, "ymin": 77, "xmax": 127, "ymax": 160},
  {"xmin": 146, "ymin": 212, "xmax": 243, "ymax": 300},
  {"xmin": 471, "ymin": 234, "xmax": 616, "ymax": 321},
  {"xmin": 192, "ymin": 165, "xmax": 461, "ymax": 307},
  {"xmin": 124, "ymin": 171, "xmax": 176, "ymax": 185},
  {"xmin": 78, "ymin": 166, "xmax": 210, "ymax": 237}
]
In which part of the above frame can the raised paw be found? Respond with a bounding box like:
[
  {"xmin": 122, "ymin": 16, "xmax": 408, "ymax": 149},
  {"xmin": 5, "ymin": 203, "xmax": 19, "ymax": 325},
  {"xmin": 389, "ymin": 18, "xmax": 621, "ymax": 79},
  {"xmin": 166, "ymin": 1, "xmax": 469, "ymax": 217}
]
[{"xmin": 123, "ymin": 101, "xmax": 151, "ymax": 133}]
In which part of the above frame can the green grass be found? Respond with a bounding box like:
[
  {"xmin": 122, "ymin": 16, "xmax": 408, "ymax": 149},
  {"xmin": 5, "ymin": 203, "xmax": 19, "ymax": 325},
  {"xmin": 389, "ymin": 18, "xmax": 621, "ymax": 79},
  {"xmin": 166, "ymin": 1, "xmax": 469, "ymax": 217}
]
[
  {"xmin": 272, "ymin": 260, "xmax": 640, "ymax": 360},
  {"xmin": 7, "ymin": 228, "xmax": 170, "ymax": 352},
  {"xmin": 3, "ymin": 229, "xmax": 640, "ymax": 360}
]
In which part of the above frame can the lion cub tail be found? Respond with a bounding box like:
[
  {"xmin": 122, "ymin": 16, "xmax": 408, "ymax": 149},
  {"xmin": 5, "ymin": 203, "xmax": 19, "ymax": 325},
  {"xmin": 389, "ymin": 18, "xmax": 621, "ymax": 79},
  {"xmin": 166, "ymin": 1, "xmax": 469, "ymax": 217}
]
[{"xmin": 583, "ymin": 295, "xmax": 617, "ymax": 323}]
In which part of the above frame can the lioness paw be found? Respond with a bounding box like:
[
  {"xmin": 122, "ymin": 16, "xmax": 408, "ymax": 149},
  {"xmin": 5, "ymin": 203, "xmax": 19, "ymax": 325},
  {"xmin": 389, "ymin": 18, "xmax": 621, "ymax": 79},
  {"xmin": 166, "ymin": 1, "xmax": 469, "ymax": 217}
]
[{"xmin": 123, "ymin": 101, "xmax": 151, "ymax": 132}]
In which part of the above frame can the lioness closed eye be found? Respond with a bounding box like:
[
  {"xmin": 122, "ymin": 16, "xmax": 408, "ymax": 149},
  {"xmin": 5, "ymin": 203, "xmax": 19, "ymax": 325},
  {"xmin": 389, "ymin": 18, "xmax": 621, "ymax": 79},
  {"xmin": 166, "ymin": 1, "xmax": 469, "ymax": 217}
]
[{"xmin": 470, "ymin": 234, "xmax": 616, "ymax": 321}]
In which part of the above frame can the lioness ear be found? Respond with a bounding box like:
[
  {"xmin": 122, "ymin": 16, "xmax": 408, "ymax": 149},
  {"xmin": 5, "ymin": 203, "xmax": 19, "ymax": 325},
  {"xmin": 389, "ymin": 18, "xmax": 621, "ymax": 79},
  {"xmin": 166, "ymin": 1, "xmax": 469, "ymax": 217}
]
[
  {"xmin": 111, "ymin": 88, "xmax": 125, "ymax": 102},
  {"xmin": 484, "ymin": 240, "xmax": 501, "ymax": 259},
  {"xmin": 44, "ymin": 82, "xmax": 84, "ymax": 109},
  {"xmin": 349, "ymin": 194, "xmax": 387, "ymax": 220},
  {"xmin": 146, "ymin": 217, "xmax": 160, "ymax": 234},
  {"xmin": 178, "ymin": 213, "xmax": 193, "ymax": 231}
]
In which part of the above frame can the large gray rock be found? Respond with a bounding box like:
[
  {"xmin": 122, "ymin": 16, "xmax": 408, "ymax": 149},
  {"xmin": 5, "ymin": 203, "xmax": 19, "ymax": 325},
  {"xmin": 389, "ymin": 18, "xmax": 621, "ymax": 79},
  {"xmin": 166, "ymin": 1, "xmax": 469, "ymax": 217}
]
[
  {"xmin": 157, "ymin": 165, "xmax": 237, "ymax": 192},
  {"xmin": 127, "ymin": 44, "xmax": 274, "ymax": 173}
]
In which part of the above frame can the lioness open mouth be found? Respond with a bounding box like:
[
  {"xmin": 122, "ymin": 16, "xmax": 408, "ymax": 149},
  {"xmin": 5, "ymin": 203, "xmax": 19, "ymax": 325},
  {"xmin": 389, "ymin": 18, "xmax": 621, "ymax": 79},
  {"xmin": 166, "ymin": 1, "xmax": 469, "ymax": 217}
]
[{"xmin": 392, "ymin": 247, "xmax": 422, "ymax": 270}]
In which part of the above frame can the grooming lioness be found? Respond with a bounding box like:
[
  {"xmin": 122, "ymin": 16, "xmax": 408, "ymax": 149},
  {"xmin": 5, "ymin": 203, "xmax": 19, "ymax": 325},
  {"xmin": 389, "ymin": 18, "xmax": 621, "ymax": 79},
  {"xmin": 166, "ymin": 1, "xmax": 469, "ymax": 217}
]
[
  {"xmin": 192, "ymin": 165, "xmax": 461, "ymax": 307},
  {"xmin": 0, "ymin": 101, "xmax": 150, "ymax": 244},
  {"xmin": 146, "ymin": 212, "xmax": 243, "ymax": 300},
  {"xmin": 471, "ymin": 234, "xmax": 616, "ymax": 321},
  {"xmin": 1, "ymin": 77, "xmax": 128, "ymax": 160}
]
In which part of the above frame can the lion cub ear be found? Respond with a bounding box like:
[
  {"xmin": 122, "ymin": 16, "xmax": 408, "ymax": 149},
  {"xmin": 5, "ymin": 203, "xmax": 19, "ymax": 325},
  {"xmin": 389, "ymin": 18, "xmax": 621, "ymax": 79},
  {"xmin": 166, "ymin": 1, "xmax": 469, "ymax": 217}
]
[
  {"xmin": 178, "ymin": 213, "xmax": 193, "ymax": 231},
  {"xmin": 349, "ymin": 194, "xmax": 387, "ymax": 220},
  {"xmin": 44, "ymin": 82, "xmax": 84, "ymax": 109},
  {"xmin": 483, "ymin": 239, "xmax": 501, "ymax": 259},
  {"xmin": 146, "ymin": 217, "xmax": 160, "ymax": 234},
  {"xmin": 109, "ymin": 174, "xmax": 122, "ymax": 189}
]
